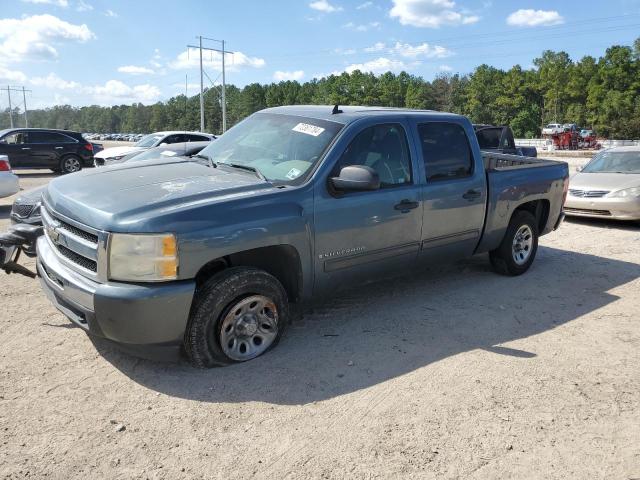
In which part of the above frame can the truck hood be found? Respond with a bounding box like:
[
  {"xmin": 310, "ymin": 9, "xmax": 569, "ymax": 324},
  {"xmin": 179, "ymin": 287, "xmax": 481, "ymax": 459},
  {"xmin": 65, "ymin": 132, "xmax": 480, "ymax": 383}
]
[
  {"xmin": 43, "ymin": 159, "xmax": 276, "ymax": 231},
  {"xmin": 570, "ymin": 172, "xmax": 640, "ymax": 192},
  {"xmin": 94, "ymin": 146, "xmax": 145, "ymax": 159}
]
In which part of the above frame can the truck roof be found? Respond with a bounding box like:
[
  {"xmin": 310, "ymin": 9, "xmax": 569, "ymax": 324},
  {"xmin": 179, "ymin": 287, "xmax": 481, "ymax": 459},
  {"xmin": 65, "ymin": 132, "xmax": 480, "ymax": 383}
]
[{"xmin": 261, "ymin": 105, "xmax": 467, "ymax": 125}]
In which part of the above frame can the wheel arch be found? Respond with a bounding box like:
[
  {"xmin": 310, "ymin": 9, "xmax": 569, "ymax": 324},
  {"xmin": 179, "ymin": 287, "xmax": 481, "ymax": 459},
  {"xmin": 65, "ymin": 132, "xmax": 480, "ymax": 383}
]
[{"xmin": 194, "ymin": 244, "xmax": 304, "ymax": 303}]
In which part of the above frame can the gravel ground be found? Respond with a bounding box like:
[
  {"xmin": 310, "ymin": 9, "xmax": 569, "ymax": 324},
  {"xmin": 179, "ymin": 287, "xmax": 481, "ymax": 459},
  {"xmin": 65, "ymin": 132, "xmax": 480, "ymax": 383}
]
[{"xmin": 1, "ymin": 162, "xmax": 639, "ymax": 480}]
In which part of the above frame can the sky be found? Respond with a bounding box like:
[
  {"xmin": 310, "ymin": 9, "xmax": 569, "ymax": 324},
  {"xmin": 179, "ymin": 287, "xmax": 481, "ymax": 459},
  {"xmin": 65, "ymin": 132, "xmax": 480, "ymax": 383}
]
[{"xmin": 1, "ymin": 0, "xmax": 639, "ymax": 109}]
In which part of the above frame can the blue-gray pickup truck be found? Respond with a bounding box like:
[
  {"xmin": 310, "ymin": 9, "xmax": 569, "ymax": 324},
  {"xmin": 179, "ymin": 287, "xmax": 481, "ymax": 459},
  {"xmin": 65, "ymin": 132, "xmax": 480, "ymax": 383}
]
[{"xmin": 32, "ymin": 106, "xmax": 569, "ymax": 367}]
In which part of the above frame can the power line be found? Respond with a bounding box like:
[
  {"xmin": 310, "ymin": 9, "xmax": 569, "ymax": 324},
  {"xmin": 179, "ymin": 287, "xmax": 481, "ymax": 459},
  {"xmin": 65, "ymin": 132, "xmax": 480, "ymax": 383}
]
[
  {"xmin": 4, "ymin": 86, "xmax": 32, "ymax": 128},
  {"xmin": 187, "ymin": 36, "xmax": 234, "ymax": 133}
]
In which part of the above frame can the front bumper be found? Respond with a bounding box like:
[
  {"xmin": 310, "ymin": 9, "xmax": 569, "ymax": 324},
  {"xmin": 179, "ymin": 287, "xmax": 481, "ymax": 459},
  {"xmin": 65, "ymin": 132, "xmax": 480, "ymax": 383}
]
[
  {"xmin": 564, "ymin": 195, "xmax": 640, "ymax": 221},
  {"xmin": 36, "ymin": 236, "xmax": 196, "ymax": 360}
]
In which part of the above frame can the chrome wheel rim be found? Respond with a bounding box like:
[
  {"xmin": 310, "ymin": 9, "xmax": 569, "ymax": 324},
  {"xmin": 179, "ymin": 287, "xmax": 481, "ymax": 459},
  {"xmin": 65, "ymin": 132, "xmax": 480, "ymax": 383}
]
[
  {"xmin": 64, "ymin": 157, "xmax": 80, "ymax": 172},
  {"xmin": 512, "ymin": 225, "xmax": 533, "ymax": 265},
  {"xmin": 219, "ymin": 295, "xmax": 278, "ymax": 361}
]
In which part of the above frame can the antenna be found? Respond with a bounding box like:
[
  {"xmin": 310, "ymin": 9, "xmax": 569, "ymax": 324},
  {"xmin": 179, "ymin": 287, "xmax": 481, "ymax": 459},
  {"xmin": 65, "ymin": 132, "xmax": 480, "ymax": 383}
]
[{"xmin": 332, "ymin": 104, "xmax": 343, "ymax": 114}]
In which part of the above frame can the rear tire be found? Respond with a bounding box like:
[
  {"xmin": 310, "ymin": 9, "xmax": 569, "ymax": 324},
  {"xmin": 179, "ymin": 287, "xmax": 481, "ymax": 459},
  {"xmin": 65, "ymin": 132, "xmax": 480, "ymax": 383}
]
[
  {"xmin": 185, "ymin": 267, "xmax": 289, "ymax": 368},
  {"xmin": 60, "ymin": 155, "xmax": 82, "ymax": 174},
  {"xmin": 490, "ymin": 210, "xmax": 539, "ymax": 276}
]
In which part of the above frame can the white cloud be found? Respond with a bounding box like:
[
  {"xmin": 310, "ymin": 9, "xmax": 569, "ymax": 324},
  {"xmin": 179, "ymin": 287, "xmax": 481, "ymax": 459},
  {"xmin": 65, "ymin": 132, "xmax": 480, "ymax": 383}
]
[
  {"xmin": 439, "ymin": 64, "xmax": 453, "ymax": 71},
  {"xmin": 391, "ymin": 41, "xmax": 452, "ymax": 58},
  {"xmin": 345, "ymin": 57, "xmax": 408, "ymax": 74},
  {"xmin": 0, "ymin": 66, "xmax": 27, "ymax": 84},
  {"xmin": 76, "ymin": 1, "xmax": 93, "ymax": 11},
  {"xmin": 506, "ymin": 9, "xmax": 564, "ymax": 27},
  {"xmin": 309, "ymin": 0, "xmax": 343, "ymax": 13},
  {"xmin": 30, "ymin": 72, "xmax": 80, "ymax": 89},
  {"xmin": 273, "ymin": 70, "xmax": 305, "ymax": 81},
  {"xmin": 356, "ymin": 1, "xmax": 373, "ymax": 8},
  {"xmin": 21, "ymin": 0, "xmax": 69, "ymax": 6},
  {"xmin": 362, "ymin": 41, "xmax": 452, "ymax": 58},
  {"xmin": 390, "ymin": 0, "xmax": 479, "ymax": 28},
  {"xmin": 364, "ymin": 41, "xmax": 386, "ymax": 52},
  {"xmin": 90, "ymin": 80, "xmax": 161, "ymax": 104},
  {"xmin": 343, "ymin": 21, "xmax": 381, "ymax": 31},
  {"xmin": 169, "ymin": 48, "xmax": 265, "ymax": 71},
  {"xmin": 0, "ymin": 14, "xmax": 94, "ymax": 63},
  {"xmin": 118, "ymin": 65, "xmax": 155, "ymax": 75},
  {"xmin": 104, "ymin": 9, "xmax": 118, "ymax": 17}
]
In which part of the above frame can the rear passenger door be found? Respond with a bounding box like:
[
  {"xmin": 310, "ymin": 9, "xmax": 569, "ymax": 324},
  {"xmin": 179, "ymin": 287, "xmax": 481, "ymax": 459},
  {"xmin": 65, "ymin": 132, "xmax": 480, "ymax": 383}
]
[
  {"xmin": 313, "ymin": 120, "xmax": 423, "ymax": 292},
  {"xmin": 27, "ymin": 131, "xmax": 70, "ymax": 167},
  {"xmin": 414, "ymin": 121, "xmax": 486, "ymax": 260}
]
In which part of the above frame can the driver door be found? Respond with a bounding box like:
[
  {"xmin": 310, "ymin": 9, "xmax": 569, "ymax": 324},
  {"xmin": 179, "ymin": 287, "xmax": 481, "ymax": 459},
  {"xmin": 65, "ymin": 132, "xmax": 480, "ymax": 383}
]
[{"xmin": 313, "ymin": 121, "xmax": 423, "ymax": 293}]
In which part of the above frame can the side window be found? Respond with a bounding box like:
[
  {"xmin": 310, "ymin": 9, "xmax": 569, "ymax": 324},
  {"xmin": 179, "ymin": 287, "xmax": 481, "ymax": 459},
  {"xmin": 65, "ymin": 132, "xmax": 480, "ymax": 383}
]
[
  {"xmin": 418, "ymin": 122, "xmax": 473, "ymax": 182},
  {"xmin": 164, "ymin": 134, "xmax": 185, "ymax": 144},
  {"xmin": 186, "ymin": 134, "xmax": 210, "ymax": 142},
  {"xmin": 475, "ymin": 128, "xmax": 500, "ymax": 149},
  {"xmin": 0, "ymin": 132, "xmax": 26, "ymax": 144},
  {"xmin": 336, "ymin": 123, "xmax": 412, "ymax": 187},
  {"xmin": 29, "ymin": 132, "xmax": 75, "ymax": 144}
]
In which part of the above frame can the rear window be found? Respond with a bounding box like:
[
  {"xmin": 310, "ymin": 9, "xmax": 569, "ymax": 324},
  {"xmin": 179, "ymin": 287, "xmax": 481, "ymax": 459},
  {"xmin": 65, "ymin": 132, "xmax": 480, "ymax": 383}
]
[
  {"xmin": 418, "ymin": 122, "xmax": 473, "ymax": 181},
  {"xmin": 475, "ymin": 128, "xmax": 501, "ymax": 149}
]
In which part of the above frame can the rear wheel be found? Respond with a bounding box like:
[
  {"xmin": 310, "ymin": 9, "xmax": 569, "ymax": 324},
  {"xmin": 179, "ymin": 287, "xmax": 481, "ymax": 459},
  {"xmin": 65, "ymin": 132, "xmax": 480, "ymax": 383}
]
[
  {"xmin": 490, "ymin": 210, "xmax": 539, "ymax": 276},
  {"xmin": 184, "ymin": 267, "xmax": 289, "ymax": 368},
  {"xmin": 60, "ymin": 155, "xmax": 82, "ymax": 174}
]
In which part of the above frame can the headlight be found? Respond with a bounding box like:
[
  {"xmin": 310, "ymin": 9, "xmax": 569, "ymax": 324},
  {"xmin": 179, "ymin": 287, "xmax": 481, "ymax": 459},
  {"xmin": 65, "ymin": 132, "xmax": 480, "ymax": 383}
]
[
  {"xmin": 109, "ymin": 233, "xmax": 178, "ymax": 282},
  {"xmin": 607, "ymin": 187, "xmax": 640, "ymax": 198}
]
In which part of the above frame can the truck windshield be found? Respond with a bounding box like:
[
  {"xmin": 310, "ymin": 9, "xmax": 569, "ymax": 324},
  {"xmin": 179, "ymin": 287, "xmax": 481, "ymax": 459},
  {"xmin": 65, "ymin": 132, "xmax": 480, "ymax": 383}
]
[
  {"xmin": 198, "ymin": 113, "xmax": 343, "ymax": 184},
  {"xmin": 582, "ymin": 151, "xmax": 640, "ymax": 174}
]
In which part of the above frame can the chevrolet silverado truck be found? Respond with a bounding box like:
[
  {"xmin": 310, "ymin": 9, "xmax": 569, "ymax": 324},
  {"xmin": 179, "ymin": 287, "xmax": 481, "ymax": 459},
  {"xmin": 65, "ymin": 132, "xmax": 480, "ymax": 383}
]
[{"xmin": 32, "ymin": 106, "xmax": 569, "ymax": 367}]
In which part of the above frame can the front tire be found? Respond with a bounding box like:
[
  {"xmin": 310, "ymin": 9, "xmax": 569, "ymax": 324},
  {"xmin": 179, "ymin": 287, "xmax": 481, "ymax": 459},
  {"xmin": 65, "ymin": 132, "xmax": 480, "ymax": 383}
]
[
  {"xmin": 185, "ymin": 267, "xmax": 289, "ymax": 368},
  {"xmin": 60, "ymin": 155, "xmax": 82, "ymax": 174},
  {"xmin": 490, "ymin": 210, "xmax": 539, "ymax": 276}
]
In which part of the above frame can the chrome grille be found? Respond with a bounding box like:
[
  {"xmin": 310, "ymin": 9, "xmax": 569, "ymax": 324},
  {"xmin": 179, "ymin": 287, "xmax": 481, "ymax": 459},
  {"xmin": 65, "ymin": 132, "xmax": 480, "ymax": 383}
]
[
  {"xmin": 11, "ymin": 203, "xmax": 35, "ymax": 218},
  {"xmin": 41, "ymin": 205, "xmax": 105, "ymax": 279},
  {"xmin": 568, "ymin": 189, "xmax": 610, "ymax": 198}
]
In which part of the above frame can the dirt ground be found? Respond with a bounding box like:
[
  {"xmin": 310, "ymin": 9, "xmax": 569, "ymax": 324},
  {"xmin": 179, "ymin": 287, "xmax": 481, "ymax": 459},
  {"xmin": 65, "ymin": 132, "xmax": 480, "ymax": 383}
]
[{"xmin": 1, "ymin": 160, "xmax": 639, "ymax": 480}]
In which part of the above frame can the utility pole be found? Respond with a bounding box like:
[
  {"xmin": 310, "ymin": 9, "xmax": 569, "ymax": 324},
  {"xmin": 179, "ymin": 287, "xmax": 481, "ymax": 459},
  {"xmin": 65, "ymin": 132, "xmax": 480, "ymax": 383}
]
[
  {"xmin": 187, "ymin": 36, "xmax": 234, "ymax": 133},
  {"xmin": 22, "ymin": 86, "xmax": 28, "ymax": 128},
  {"xmin": 6, "ymin": 86, "xmax": 13, "ymax": 128},
  {"xmin": 198, "ymin": 35, "xmax": 204, "ymax": 132},
  {"xmin": 5, "ymin": 86, "xmax": 32, "ymax": 128}
]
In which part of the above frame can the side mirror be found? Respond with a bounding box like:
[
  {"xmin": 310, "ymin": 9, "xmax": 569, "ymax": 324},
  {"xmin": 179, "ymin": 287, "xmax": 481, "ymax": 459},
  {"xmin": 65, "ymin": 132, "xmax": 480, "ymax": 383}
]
[{"xmin": 330, "ymin": 165, "xmax": 380, "ymax": 192}]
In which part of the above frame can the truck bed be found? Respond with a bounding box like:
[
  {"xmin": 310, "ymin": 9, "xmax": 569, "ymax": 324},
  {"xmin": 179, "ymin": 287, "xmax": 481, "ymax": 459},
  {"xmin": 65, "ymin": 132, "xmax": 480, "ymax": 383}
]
[{"xmin": 482, "ymin": 151, "xmax": 564, "ymax": 171}]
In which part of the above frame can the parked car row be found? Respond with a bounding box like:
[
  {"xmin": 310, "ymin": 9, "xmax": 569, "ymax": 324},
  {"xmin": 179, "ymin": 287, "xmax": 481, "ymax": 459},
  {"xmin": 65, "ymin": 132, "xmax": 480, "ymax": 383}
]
[
  {"xmin": 94, "ymin": 131, "xmax": 215, "ymax": 166},
  {"xmin": 84, "ymin": 133, "xmax": 144, "ymax": 142}
]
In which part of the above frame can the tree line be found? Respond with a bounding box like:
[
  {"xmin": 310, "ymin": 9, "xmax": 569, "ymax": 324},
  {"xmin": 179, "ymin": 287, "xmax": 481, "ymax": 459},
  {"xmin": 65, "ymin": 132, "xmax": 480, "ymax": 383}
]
[{"xmin": 2, "ymin": 38, "xmax": 639, "ymax": 139}]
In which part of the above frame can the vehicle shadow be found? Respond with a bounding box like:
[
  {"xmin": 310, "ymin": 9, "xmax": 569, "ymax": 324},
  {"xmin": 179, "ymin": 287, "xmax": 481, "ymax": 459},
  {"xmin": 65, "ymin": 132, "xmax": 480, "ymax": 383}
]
[
  {"xmin": 13, "ymin": 170, "xmax": 58, "ymax": 180},
  {"xmin": 93, "ymin": 245, "xmax": 640, "ymax": 405}
]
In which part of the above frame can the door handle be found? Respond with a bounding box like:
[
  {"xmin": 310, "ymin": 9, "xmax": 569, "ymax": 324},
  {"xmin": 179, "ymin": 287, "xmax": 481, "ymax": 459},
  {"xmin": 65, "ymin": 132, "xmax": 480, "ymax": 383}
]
[
  {"xmin": 394, "ymin": 199, "xmax": 419, "ymax": 212},
  {"xmin": 462, "ymin": 189, "xmax": 481, "ymax": 200},
  {"xmin": 55, "ymin": 146, "xmax": 64, "ymax": 149},
  {"xmin": 21, "ymin": 147, "xmax": 31, "ymax": 150}
]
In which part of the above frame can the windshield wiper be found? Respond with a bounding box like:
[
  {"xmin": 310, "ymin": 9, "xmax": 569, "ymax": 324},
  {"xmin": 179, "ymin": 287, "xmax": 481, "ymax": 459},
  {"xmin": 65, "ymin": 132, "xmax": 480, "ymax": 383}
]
[
  {"xmin": 193, "ymin": 153, "xmax": 217, "ymax": 168},
  {"xmin": 222, "ymin": 162, "xmax": 267, "ymax": 181}
]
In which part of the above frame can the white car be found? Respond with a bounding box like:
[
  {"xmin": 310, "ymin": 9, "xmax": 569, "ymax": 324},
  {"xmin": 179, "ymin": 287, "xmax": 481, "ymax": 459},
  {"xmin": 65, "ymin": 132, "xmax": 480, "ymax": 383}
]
[
  {"xmin": 0, "ymin": 155, "xmax": 20, "ymax": 198},
  {"xmin": 542, "ymin": 123, "xmax": 563, "ymax": 135},
  {"xmin": 94, "ymin": 131, "xmax": 215, "ymax": 166}
]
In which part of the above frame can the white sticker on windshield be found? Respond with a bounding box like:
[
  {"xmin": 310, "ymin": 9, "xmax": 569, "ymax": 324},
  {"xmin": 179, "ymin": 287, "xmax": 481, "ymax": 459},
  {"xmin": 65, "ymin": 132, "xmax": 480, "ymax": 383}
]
[
  {"xmin": 286, "ymin": 168, "xmax": 302, "ymax": 180},
  {"xmin": 160, "ymin": 150, "xmax": 178, "ymax": 156},
  {"xmin": 292, "ymin": 123, "xmax": 325, "ymax": 137}
]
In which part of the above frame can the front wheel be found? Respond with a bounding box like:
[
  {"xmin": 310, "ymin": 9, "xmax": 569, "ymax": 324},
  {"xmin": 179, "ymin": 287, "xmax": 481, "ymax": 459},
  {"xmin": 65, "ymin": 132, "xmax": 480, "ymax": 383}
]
[
  {"xmin": 184, "ymin": 267, "xmax": 289, "ymax": 368},
  {"xmin": 490, "ymin": 210, "xmax": 539, "ymax": 276},
  {"xmin": 60, "ymin": 155, "xmax": 82, "ymax": 174}
]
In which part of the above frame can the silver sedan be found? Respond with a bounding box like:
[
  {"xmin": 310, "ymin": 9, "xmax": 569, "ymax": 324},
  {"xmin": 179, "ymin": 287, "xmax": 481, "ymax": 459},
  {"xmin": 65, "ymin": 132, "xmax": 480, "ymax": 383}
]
[{"xmin": 564, "ymin": 147, "xmax": 640, "ymax": 221}]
